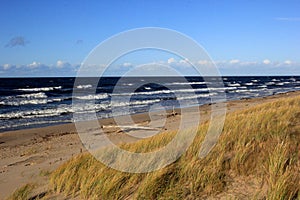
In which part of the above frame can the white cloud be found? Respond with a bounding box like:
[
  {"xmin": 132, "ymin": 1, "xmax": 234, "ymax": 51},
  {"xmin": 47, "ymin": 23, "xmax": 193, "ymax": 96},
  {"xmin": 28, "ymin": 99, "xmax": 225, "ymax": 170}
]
[
  {"xmin": 197, "ymin": 60, "xmax": 210, "ymax": 65},
  {"xmin": 175, "ymin": 59, "xmax": 191, "ymax": 68},
  {"xmin": 3, "ymin": 64, "xmax": 12, "ymax": 70},
  {"xmin": 1, "ymin": 59, "xmax": 299, "ymax": 77},
  {"xmin": 263, "ymin": 59, "xmax": 271, "ymax": 65},
  {"xmin": 239, "ymin": 61, "xmax": 258, "ymax": 66},
  {"xmin": 229, "ymin": 59, "xmax": 240, "ymax": 64},
  {"xmin": 56, "ymin": 60, "xmax": 71, "ymax": 68},
  {"xmin": 28, "ymin": 61, "xmax": 42, "ymax": 68},
  {"xmin": 122, "ymin": 62, "xmax": 132, "ymax": 67},
  {"xmin": 284, "ymin": 60, "xmax": 292, "ymax": 65},
  {"xmin": 179, "ymin": 58, "xmax": 189, "ymax": 64},
  {"xmin": 167, "ymin": 58, "xmax": 176, "ymax": 64}
]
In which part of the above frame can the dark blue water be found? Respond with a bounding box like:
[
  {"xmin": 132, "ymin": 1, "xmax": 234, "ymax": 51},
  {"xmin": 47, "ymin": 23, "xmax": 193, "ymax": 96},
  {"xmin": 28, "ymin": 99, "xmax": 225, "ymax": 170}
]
[{"xmin": 0, "ymin": 76, "xmax": 300, "ymax": 132}]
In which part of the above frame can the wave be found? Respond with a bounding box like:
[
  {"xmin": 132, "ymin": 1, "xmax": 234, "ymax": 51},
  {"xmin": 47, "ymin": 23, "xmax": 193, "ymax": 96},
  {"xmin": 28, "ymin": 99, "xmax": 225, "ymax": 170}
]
[
  {"xmin": 17, "ymin": 92, "xmax": 47, "ymax": 99},
  {"xmin": 76, "ymin": 84, "xmax": 92, "ymax": 89},
  {"xmin": 74, "ymin": 93, "xmax": 109, "ymax": 100},
  {"xmin": 233, "ymin": 89, "xmax": 248, "ymax": 93},
  {"xmin": 111, "ymin": 89, "xmax": 172, "ymax": 96},
  {"xmin": 122, "ymin": 83, "xmax": 134, "ymax": 86},
  {"xmin": 258, "ymin": 85, "xmax": 267, "ymax": 88},
  {"xmin": 0, "ymin": 99, "xmax": 49, "ymax": 106},
  {"xmin": 16, "ymin": 86, "xmax": 62, "ymax": 92},
  {"xmin": 111, "ymin": 92, "xmax": 218, "ymax": 107},
  {"xmin": 0, "ymin": 103, "xmax": 108, "ymax": 119},
  {"xmin": 177, "ymin": 93, "xmax": 217, "ymax": 100},
  {"xmin": 228, "ymin": 83, "xmax": 241, "ymax": 87},
  {"xmin": 110, "ymin": 99, "xmax": 161, "ymax": 107},
  {"xmin": 0, "ymin": 92, "xmax": 69, "ymax": 106},
  {"xmin": 0, "ymin": 108, "xmax": 70, "ymax": 119},
  {"xmin": 234, "ymin": 88, "xmax": 267, "ymax": 93},
  {"xmin": 266, "ymin": 82, "xmax": 275, "ymax": 85},
  {"xmin": 167, "ymin": 81, "xmax": 206, "ymax": 85},
  {"xmin": 112, "ymin": 87, "xmax": 230, "ymax": 97},
  {"xmin": 0, "ymin": 119, "xmax": 71, "ymax": 130}
]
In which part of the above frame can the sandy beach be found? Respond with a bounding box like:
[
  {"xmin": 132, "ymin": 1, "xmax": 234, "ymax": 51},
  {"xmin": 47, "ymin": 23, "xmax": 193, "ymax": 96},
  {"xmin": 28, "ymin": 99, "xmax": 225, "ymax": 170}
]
[{"xmin": 1, "ymin": 91, "xmax": 300, "ymax": 199}]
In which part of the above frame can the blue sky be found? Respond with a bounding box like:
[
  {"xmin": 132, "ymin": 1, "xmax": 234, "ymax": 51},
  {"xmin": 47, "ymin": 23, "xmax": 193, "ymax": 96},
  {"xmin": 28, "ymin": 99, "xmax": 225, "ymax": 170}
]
[{"xmin": 0, "ymin": 0, "xmax": 299, "ymax": 76}]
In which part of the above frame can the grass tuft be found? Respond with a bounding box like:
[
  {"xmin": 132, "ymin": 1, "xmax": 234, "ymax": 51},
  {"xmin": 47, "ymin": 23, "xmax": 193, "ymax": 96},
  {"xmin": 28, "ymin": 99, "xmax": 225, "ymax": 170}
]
[
  {"xmin": 50, "ymin": 95, "xmax": 300, "ymax": 199},
  {"xmin": 8, "ymin": 183, "xmax": 35, "ymax": 200}
]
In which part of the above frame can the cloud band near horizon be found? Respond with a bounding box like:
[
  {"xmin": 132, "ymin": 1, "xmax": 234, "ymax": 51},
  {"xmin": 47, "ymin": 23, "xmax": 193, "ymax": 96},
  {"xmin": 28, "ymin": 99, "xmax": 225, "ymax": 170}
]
[{"xmin": 0, "ymin": 59, "xmax": 299, "ymax": 77}]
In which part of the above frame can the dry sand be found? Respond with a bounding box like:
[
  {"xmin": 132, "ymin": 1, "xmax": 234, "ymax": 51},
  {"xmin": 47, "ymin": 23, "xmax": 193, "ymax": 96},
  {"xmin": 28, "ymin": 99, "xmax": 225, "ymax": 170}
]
[{"xmin": 0, "ymin": 91, "xmax": 299, "ymax": 199}]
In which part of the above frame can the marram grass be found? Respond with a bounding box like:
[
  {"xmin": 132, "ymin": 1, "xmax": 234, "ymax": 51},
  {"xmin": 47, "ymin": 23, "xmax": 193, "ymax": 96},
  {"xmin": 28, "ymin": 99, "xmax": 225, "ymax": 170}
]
[
  {"xmin": 50, "ymin": 95, "xmax": 300, "ymax": 199},
  {"xmin": 8, "ymin": 183, "xmax": 35, "ymax": 200}
]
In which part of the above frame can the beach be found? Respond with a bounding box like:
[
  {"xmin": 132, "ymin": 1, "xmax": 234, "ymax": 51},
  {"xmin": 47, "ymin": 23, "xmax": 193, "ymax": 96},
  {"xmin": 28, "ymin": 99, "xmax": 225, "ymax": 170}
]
[{"xmin": 1, "ymin": 90, "xmax": 300, "ymax": 199}]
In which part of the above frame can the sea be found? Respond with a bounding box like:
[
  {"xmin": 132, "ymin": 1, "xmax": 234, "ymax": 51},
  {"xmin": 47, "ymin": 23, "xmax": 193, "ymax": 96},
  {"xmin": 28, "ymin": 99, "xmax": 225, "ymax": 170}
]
[{"xmin": 0, "ymin": 76, "xmax": 300, "ymax": 132}]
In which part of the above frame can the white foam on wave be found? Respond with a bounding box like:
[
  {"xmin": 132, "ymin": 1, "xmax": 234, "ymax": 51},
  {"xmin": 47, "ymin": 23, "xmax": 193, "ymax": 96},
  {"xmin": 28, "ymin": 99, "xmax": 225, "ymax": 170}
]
[
  {"xmin": 235, "ymin": 88, "xmax": 267, "ymax": 93},
  {"xmin": 176, "ymin": 93, "xmax": 217, "ymax": 100},
  {"xmin": 111, "ymin": 92, "xmax": 218, "ymax": 108},
  {"xmin": 0, "ymin": 107, "xmax": 68, "ymax": 119},
  {"xmin": 111, "ymin": 99, "xmax": 161, "ymax": 107},
  {"xmin": 74, "ymin": 93, "xmax": 109, "ymax": 100},
  {"xmin": 258, "ymin": 85, "xmax": 267, "ymax": 88},
  {"xmin": 17, "ymin": 92, "xmax": 47, "ymax": 99},
  {"xmin": 234, "ymin": 89, "xmax": 248, "ymax": 93},
  {"xmin": 122, "ymin": 83, "xmax": 134, "ymax": 86},
  {"xmin": 76, "ymin": 84, "xmax": 92, "ymax": 89},
  {"xmin": 112, "ymin": 89, "xmax": 173, "ymax": 96},
  {"xmin": 266, "ymin": 82, "xmax": 275, "ymax": 85},
  {"xmin": 0, "ymin": 91, "xmax": 67, "ymax": 106},
  {"xmin": 245, "ymin": 82, "xmax": 254, "ymax": 86},
  {"xmin": 112, "ymin": 87, "xmax": 231, "ymax": 97},
  {"xmin": 0, "ymin": 97, "xmax": 67, "ymax": 106},
  {"xmin": 1, "ymin": 99, "xmax": 49, "ymax": 106},
  {"xmin": 73, "ymin": 103, "xmax": 108, "ymax": 113},
  {"xmin": 228, "ymin": 83, "xmax": 241, "ymax": 87},
  {"xmin": 0, "ymin": 103, "xmax": 108, "ymax": 119},
  {"xmin": 167, "ymin": 82, "xmax": 206, "ymax": 85},
  {"xmin": 0, "ymin": 119, "xmax": 71, "ymax": 130},
  {"xmin": 16, "ymin": 86, "xmax": 62, "ymax": 92}
]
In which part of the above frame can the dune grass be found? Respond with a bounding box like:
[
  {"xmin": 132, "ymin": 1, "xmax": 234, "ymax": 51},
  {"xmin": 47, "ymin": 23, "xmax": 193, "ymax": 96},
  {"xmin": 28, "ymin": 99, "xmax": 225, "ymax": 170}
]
[
  {"xmin": 50, "ymin": 95, "xmax": 300, "ymax": 199},
  {"xmin": 8, "ymin": 183, "xmax": 35, "ymax": 200}
]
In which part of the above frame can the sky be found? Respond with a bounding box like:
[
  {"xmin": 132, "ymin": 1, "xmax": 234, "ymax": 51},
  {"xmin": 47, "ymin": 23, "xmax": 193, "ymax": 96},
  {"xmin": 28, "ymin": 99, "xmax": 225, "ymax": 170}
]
[{"xmin": 0, "ymin": 0, "xmax": 299, "ymax": 76}]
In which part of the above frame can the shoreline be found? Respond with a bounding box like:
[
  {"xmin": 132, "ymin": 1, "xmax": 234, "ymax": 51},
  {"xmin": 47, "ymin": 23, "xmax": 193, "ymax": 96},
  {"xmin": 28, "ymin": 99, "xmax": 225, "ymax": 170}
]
[{"xmin": 0, "ymin": 90, "xmax": 300, "ymax": 199}]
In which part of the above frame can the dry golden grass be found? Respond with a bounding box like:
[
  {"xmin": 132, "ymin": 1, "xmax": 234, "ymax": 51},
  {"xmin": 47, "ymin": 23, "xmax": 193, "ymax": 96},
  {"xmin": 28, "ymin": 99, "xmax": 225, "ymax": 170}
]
[
  {"xmin": 50, "ymin": 95, "xmax": 300, "ymax": 199},
  {"xmin": 8, "ymin": 183, "xmax": 35, "ymax": 200}
]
